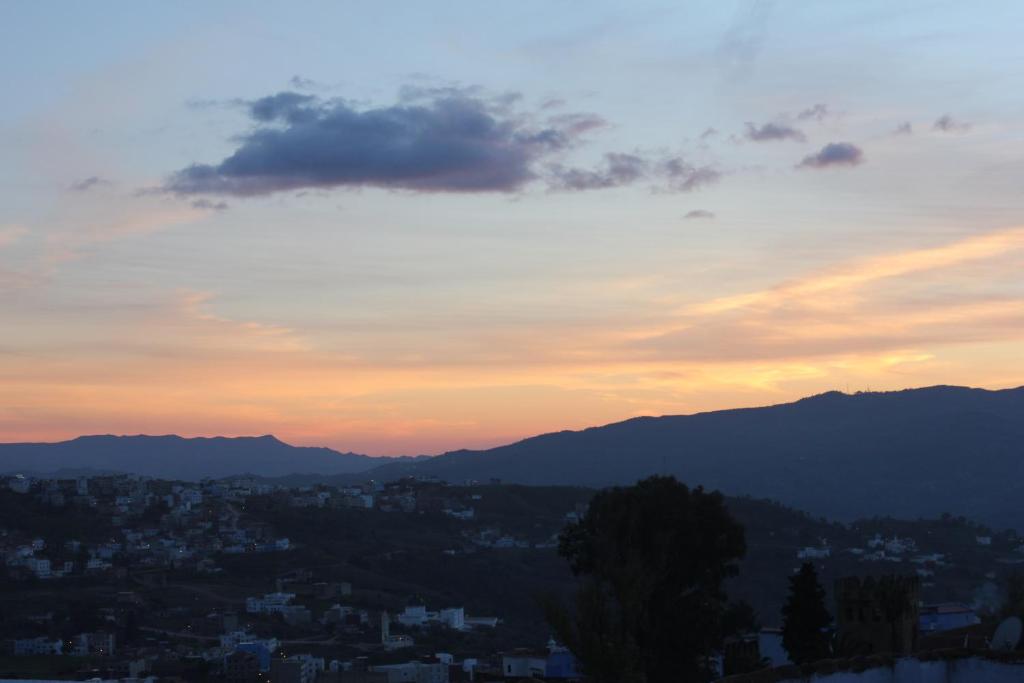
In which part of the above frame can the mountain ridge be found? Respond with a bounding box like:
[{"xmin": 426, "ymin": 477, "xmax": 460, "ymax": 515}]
[
  {"xmin": 348, "ymin": 385, "xmax": 1024, "ymax": 528},
  {"xmin": 0, "ymin": 434, "xmax": 413, "ymax": 480},
  {"xmin": 4, "ymin": 385, "xmax": 1024, "ymax": 527}
]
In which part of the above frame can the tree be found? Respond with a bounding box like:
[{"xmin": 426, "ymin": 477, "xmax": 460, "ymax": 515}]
[
  {"xmin": 545, "ymin": 476, "xmax": 746, "ymax": 683},
  {"xmin": 874, "ymin": 576, "xmax": 916, "ymax": 654},
  {"xmin": 781, "ymin": 562, "xmax": 831, "ymax": 664},
  {"xmin": 999, "ymin": 572, "xmax": 1024, "ymax": 620}
]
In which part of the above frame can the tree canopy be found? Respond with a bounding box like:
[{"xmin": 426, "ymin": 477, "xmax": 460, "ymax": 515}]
[
  {"xmin": 546, "ymin": 476, "xmax": 747, "ymax": 683},
  {"xmin": 781, "ymin": 562, "xmax": 832, "ymax": 664}
]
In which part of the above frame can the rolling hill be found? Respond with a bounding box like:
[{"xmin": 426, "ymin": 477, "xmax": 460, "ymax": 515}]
[
  {"xmin": 353, "ymin": 385, "xmax": 1024, "ymax": 528},
  {"xmin": 4, "ymin": 385, "xmax": 1024, "ymax": 527},
  {"xmin": 0, "ymin": 434, "xmax": 404, "ymax": 480}
]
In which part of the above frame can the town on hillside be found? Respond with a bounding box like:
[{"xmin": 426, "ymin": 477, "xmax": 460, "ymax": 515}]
[{"xmin": 3, "ymin": 472, "xmax": 1024, "ymax": 681}]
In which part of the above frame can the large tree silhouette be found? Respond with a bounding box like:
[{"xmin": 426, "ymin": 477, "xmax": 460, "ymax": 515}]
[
  {"xmin": 781, "ymin": 562, "xmax": 832, "ymax": 664},
  {"xmin": 545, "ymin": 476, "xmax": 746, "ymax": 683}
]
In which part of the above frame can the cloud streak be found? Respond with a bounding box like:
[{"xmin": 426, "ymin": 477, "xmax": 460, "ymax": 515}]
[
  {"xmin": 623, "ymin": 227, "xmax": 1024, "ymax": 366},
  {"xmin": 691, "ymin": 227, "xmax": 1024, "ymax": 316},
  {"xmin": 70, "ymin": 176, "xmax": 111, "ymax": 192}
]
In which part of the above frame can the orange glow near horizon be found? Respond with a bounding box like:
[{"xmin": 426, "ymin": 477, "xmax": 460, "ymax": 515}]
[{"xmin": 4, "ymin": 225, "xmax": 1024, "ymax": 455}]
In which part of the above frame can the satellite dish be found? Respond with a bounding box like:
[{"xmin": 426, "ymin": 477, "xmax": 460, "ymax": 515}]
[{"xmin": 991, "ymin": 617, "xmax": 1022, "ymax": 651}]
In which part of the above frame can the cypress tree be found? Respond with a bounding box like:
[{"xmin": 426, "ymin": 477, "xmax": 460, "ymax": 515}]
[{"xmin": 781, "ymin": 562, "xmax": 832, "ymax": 664}]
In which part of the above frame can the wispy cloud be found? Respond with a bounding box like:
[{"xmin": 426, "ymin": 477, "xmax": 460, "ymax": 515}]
[
  {"xmin": 683, "ymin": 210, "xmax": 715, "ymax": 220},
  {"xmin": 690, "ymin": 227, "xmax": 1024, "ymax": 316},
  {"xmin": 548, "ymin": 153, "xmax": 647, "ymax": 191},
  {"xmin": 69, "ymin": 176, "xmax": 111, "ymax": 192},
  {"xmin": 717, "ymin": 0, "xmax": 774, "ymax": 80},
  {"xmin": 190, "ymin": 198, "xmax": 229, "ymax": 211},
  {"xmin": 178, "ymin": 290, "xmax": 310, "ymax": 353},
  {"xmin": 796, "ymin": 103, "xmax": 829, "ymax": 122},
  {"xmin": 547, "ymin": 154, "xmax": 720, "ymax": 194},
  {"xmin": 622, "ymin": 227, "xmax": 1024, "ymax": 368},
  {"xmin": 933, "ymin": 114, "xmax": 970, "ymax": 133}
]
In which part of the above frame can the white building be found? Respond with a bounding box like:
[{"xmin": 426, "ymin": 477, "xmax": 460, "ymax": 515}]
[
  {"xmin": 180, "ymin": 489, "xmax": 203, "ymax": 506},
  {"xmin": 14, "ymin": 637, "xmax": 63, "ymax": 655},
  {"xmin": 397, "ymin": 605, "xmax": 429, "ymax": 627},
  {"xmin": 220, "ymin": 630, "xmax": 258, "ymax": 649},
  {"xmin": 438, "ymin": 607, "xmax": 465, "ymax": 630},
  {"xmin": 246, "ymin": 592, "xmax": 296, "ymax": 614},
  {"xmin": 797, "ymin": 546, "xmax": 830, "ymax": 560},
  {"xmin": 27, "ymin": 557, "xmax": 51, "ymax": 581},
  {"xmin": 74, "ymin": 632, "xmax": 116, "ymax": 656}
]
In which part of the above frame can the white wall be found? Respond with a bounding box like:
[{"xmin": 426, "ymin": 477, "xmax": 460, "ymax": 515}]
[{"xmin": 782, "ymin": 657, "xmax": 1024, "ymax": 683}]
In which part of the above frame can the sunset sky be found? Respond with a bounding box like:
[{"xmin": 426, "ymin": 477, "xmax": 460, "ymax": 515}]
[{"xmin": 2, "ymin": 1, "xmax": 1024, "ymax": 454}]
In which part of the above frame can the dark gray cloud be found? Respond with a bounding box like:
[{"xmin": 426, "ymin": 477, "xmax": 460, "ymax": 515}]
[
  {"xmin": 248, "ymin": 92, "xmax": 317, "ymax": 123},
  {"xmin": 684, "ymin": 209, "xmax": 715, "ymax": 220},
  {"xmin": 894, "ymin": 121, "xmax": 913, "ymax": 135},
  {"xmin": 744, "ymin": 121, "xmax": 806, "ymax": 142},
  {"xmin": 70, "ymin": 176, "xmax": 111, "ymax": 192},
  {"xmin": 933, "ymin": 115, "xmax": 970, "ymax": 133},
  {"xmin": 166, "ymin": 90, "xmax": 605, "ymax": 196},
  {"xmin": 797, "ymin": 142, "xmax": 864, "ymax": 169},
  {"xmin": 699, "ymin": 127, "xmax": 718, "ymax": 140},
  {"xmin": 796, "ymin": 103, "xmax": 829, "ymax": 122}
]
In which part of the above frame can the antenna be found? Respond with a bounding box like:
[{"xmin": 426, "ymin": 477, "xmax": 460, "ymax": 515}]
[{"xmin": 991, "ymin": 617, "xmax": 1022, "ymax": 651}]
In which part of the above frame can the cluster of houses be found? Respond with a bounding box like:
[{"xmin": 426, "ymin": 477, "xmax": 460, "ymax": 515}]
[
  {"xmin": 794, "ymin": 531, "xmax": 1024, "ymax": 585},
  {"xmin": 0, "ymin": 473, "xmax": 596, "ymax": 682},
  {"xmin": 12, "ymin": 632, "xmax": 116, "ymax": 657},
  {"xmin": 2, "ymin": 472, "xmax": 580, "ymax": 585},
  {"xmin": 1, "ymin": 474, "xmax": 295, "ymax": 580},
  {"xmin": 217, "ymin": 638, "xmax": 578, "ymax": 682}
]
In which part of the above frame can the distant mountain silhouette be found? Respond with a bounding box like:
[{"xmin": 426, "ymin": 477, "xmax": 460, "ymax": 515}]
[
  {"xmin": 352, "ymin": 385, "xmax": 1024, "ymax": 528},
  {"xmin": 5, "ymin": 386, "xmax": 1024, "ymax": 528},
  {"xmin": 0, "ymin": 434, "xmax": 403, "ymax": 480}
]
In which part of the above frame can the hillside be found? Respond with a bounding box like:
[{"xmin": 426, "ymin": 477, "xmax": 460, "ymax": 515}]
[
  {"xmin": 0, "ymin": 434, "xmax": 402, "ymax": 480},
  {"xmin": 6, "ymin": 386, "xmax": 1024, "ymax": 528},
  {"xmin": 353, "ymin": 386, "xmax": 1024, "ymax": 528}
]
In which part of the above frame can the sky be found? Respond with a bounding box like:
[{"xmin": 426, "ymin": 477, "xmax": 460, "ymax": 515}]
[{"xmin": 2, "ymin": 1, "xmax": 1024, "ymax": 455}]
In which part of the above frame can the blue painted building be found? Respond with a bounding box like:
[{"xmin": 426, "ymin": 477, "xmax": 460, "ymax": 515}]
[{"xmin": 919, "ymin": 603, "xmax": 980, "ymax": 633}]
